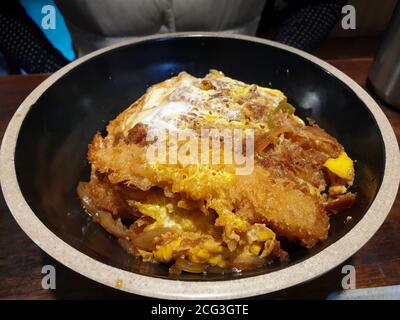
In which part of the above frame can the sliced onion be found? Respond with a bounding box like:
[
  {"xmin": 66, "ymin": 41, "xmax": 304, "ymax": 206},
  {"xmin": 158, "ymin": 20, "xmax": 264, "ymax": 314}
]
[
  {"xmin": 131, "ymin": 227, "xmax": 174, "ymax": 251},
  {"xmin": 96, "ymin": 210, "xmax": 130, "ymax": 238},
  {"xmin": 77, "ymin": 182, "xmax": 97, "ymax": 216},
  {"xmin": 78, "ymin": 182, "xmax": 131, "ymax": 238},
  {"xmin": 230, "ymin": 255, "xmax": 266, "ymax": 270},
  {"xmin": 169, "ymin": 258, "xmax": 207, "ymax": 274}
]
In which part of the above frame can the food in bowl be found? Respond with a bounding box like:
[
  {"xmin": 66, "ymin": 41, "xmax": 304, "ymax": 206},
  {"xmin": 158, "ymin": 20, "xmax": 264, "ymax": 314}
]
[{"xmin": 77, "ymin": 70, "xmax": 356, "ymax": 274}]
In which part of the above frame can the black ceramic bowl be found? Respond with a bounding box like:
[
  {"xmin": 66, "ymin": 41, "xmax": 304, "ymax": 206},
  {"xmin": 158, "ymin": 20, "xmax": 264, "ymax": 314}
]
[{"xmin": 1, "ymin": 33, "xmax": 399, "ymax": 299}]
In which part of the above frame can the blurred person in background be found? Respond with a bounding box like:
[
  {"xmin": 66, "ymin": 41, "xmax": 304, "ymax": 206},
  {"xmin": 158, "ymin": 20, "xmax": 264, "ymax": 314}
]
[{"xmin": 0, "ymin": 0, "xmax": 346, "ymax": 74}]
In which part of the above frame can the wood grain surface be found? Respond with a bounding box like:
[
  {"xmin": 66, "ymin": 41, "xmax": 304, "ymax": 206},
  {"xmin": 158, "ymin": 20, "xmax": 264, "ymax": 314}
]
[{"xmin": 0, "ymin": 38, "xmax": 399, "ymax": 300}]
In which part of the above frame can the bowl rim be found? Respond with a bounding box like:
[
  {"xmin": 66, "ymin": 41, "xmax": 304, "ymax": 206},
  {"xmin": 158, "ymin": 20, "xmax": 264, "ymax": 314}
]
[{"xmin": 1, "ymin": 32, "xmax": 399, "ymax": 300}]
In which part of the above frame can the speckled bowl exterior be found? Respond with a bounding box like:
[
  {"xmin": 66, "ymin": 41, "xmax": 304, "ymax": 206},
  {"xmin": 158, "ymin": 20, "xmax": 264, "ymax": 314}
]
[{"xmin": 0, "ymin": 33, "xmax": 400, "ymax": 299}]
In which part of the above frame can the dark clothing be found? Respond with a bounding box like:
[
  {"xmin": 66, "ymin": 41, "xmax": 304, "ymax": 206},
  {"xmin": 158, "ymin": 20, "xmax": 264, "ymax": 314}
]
[
  {"xmin": 0, "ymin": 0, "xmax": 346, "ymax": 74},
  {"xmin": 0, "ymin": 2, "xmax": 68, "ymax": 73},
  {"xmin": 271, "ymin": 0, "xmax": 346, "ymax": 51}
]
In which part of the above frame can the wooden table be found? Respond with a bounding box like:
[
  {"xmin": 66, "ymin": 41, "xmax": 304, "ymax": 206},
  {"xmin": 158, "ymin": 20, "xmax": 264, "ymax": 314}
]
[{"xmin": 1, "ymin": 40, "xmax": 399, "ymax": 299}]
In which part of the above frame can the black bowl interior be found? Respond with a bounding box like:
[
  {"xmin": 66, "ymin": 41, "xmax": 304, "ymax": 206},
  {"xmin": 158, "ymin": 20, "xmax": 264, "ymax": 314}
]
[{"xmin": 15, "ymin": 36, "xmax": 384, "ymax": 281}]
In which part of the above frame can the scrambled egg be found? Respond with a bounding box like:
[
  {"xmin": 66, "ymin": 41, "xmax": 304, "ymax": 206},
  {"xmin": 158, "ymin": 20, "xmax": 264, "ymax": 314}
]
[{"xmin": 128, "ymin": 193, "xmax": 277, "ymax": 269}]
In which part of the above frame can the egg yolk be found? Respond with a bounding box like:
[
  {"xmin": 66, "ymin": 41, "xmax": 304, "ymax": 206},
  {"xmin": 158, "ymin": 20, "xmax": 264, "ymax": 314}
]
[{"xmin": 324, "ymin": 152, "xmax": 354, "ymax": 181}]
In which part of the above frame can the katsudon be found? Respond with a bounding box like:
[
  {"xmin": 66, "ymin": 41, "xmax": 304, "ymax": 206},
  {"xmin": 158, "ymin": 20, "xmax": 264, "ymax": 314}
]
[{"xmin": 77, "ymin": 70, "xmax": 356, "ymax": 274}]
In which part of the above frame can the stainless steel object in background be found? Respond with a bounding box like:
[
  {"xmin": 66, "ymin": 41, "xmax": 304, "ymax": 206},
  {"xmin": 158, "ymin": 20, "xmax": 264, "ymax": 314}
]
[{"xmin": 369, "ymin": 2, "xmax": 400, "ymax": 110}]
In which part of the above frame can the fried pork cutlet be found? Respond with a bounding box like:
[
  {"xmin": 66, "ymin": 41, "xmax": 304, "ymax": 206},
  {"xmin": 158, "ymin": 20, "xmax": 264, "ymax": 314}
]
[{"xmin": 78, "ymin": 70, "xmax": 355, "ymax": 273}]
